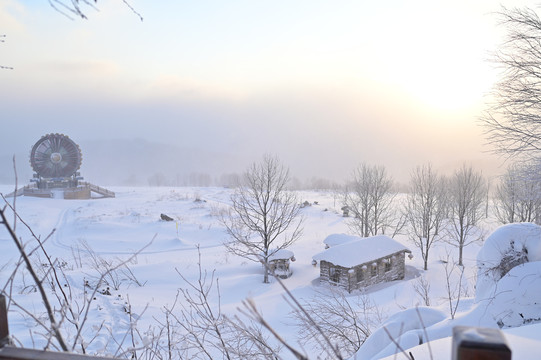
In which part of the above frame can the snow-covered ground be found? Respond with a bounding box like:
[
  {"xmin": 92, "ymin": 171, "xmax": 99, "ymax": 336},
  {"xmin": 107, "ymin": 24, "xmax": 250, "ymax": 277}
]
[{"xmin": 0, "ymin": 185, "xmax": 540, "ymax": 359}]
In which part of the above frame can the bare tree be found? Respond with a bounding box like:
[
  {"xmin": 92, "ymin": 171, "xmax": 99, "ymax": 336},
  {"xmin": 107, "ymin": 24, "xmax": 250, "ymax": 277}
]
[
  {"xmin": 413, "ymin": 275, "xmax": 431, "ymax": 307},
  {"xmin": 481, "ymin": 6, "xmax": 541, "ymax": 158},
  {"xmin": 441, "ymin": 254, "xmax": 465, "ymax": 320},
  {"xmin": 82, "ymin": 240, "xmax": 147, "ymax": 290},
  {"xmin": 292, "ymin": 288, "xmax": 384, "ymax": 358},
  {"xmin": 175, "ymin": 263, "xmax": 232, "ymax": 359},
  {"xmin": 1, "ymin": 35, "xmax": 13, "ymax": 70},
  {"xmin": 494, "ymin": 162, "xmax": 541, "ymax": 224},
  {"xmin": 0, "ymin": 199, "xmax": 153, "ymax": 354},
  {"xmin": 494, "ymin": 166, "xmax": 520, "ymax": 224},
  {"xmin": 221, "ymin": 155, "xmax": 303, "ymax": 283},
  {"xmin": 0, "ymin": 199, "xmax": 69, "ymax": 351},
  {"xmin": 224, "ymin": 316, "xmax": 282, "ymax": 360},
  {"xmin": 446, "ymin": 165, "xmax": 487, "ymax": 266},
  {"xmin": 173, "ymin": 247, "xmax": 281, "ymax": 360},
  {"xmin": 219, "ymin": 173, "xmax": 241, "ymax": 188},
  {"xmin": 343, "ymin": 164, "xmax": 397, "ymax": 237},
  {"xmin": 47, "ymin": 0, "xmax": 143, "ymax": 21},
  {"xmin": 404, "ymin": 164, "xmax": 447, "ymax": 270}
]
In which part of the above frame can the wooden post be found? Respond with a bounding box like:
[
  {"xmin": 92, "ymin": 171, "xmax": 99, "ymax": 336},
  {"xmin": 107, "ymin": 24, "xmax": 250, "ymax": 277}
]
[
  {"xmin": 452, "ymin": 326, "xmax": 511, "ymax": 360},
  {"xmin": 0, "ymin": 295, "xmax": 9, "ymax": 347}
]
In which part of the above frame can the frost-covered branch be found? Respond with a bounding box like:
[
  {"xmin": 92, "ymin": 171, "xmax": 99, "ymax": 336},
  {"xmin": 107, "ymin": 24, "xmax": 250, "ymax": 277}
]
[{"xmin": 47, "ymin": 0, "xmax": 143, "ymax": 21}]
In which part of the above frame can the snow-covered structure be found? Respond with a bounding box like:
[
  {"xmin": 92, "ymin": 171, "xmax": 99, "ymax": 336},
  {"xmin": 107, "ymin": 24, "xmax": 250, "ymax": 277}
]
[
  {"xmin": 312, "ymin": 234, "xmax": 411, "ymax": 292},
  {"xmin": 268, "ymin": 249, "xmax": 295, "ymax": 279},
  {"xmin": 323, "ymin": 233, "xmax": 359, "ymax": 248}
]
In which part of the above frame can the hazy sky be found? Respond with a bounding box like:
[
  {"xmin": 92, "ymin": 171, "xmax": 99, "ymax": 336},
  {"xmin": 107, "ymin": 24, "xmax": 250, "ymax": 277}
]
[{"xmin": 0, "ymin": 0, "xmax": 531, "ymax": 185}]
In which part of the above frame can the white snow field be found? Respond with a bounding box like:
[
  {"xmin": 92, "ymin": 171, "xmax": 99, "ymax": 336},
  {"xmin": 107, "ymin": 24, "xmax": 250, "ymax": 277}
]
[{"xmin": 0, "ymin": 185, "xmax": 540, "ymax": 359}]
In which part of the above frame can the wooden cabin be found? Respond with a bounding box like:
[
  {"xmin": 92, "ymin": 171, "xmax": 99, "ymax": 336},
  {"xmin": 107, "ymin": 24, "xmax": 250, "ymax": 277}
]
[{"xmin": 313, "ymin": 235, "xmax": 411, "ymax": 293}]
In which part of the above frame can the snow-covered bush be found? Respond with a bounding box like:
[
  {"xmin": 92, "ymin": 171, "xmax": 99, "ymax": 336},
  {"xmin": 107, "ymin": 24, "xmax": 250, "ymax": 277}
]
[
  {"xmin": 479, "ymin": 261, "xmax": 541, "ymax": 328},
  {"xmin": 475, "ymin": 222, "xmax": 541, "ymax": 301}
]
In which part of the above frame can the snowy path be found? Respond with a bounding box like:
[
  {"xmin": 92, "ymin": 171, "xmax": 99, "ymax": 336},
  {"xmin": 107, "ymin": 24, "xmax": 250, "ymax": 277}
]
[{"xmin": 47, "ymin": 188, "xmax": 228, "ymax": 256}]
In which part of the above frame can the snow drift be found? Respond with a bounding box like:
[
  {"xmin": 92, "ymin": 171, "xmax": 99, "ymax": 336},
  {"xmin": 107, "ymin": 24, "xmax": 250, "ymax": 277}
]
[{"xmin": 354, "ymin": 222, "xmax": 541, "ymax": 360}]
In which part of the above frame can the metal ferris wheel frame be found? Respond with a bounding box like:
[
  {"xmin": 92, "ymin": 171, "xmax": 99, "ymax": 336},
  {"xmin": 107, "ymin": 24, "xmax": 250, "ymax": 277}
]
[
  {"xmin": 30, "ymin": 133, "xmax": 82, "ymax": 179},
  {"xmin": 11, "ymin": 133, "xmax": 115, "ymax": 199}
]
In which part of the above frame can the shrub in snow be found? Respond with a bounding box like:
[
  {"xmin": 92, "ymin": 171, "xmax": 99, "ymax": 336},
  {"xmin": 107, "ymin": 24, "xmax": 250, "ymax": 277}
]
[
  {"xmin": 475, "ymin": 222, "xmax": 541, "ymax": 302},
  {"xmin": 478, "ymin": 261, "xmax": 541, "ymax": 328},
  {"xmin": 497, "ymin": 241, "xmax": 528, "ymax": 277}
]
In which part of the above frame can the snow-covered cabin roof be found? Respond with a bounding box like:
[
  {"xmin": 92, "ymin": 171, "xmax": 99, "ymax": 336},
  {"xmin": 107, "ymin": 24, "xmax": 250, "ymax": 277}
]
[
  {"xmin": 313, "ymin": 235, "xmax": 410, "ymax": 268},
  {"xmin": 323, "ymin": 233, "xmax": 359, "ymax": 247},
  {"xmin": 268, "ymin": 249, "xmax": 295, "ymax": 261}
]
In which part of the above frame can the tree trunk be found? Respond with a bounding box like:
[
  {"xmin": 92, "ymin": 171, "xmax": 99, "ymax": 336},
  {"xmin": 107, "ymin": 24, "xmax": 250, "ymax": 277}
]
[{"xmin": 263, "ymin": 262, "xmax": 269, "ymax": 283}]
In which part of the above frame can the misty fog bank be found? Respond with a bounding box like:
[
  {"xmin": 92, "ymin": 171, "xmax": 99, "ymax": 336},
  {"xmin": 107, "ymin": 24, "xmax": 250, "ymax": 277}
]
[
  {"xmin": 0, "ymin": 137, "xmax": 505, "ymax": 191},
  {"xmin": 0, "ymin": 138, "xmax": 349, "ymax": 189}
]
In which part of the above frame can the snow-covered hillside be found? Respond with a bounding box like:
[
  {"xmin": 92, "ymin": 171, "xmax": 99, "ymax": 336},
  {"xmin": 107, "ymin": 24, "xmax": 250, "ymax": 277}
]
[{"xmin": 0, "ymin": 186, "xmax": 539, "ymax": 359}]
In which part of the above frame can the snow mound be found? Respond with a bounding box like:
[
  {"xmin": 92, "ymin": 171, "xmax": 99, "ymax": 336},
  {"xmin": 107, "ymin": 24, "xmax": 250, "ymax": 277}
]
[
  {"xmin": 322, "ymin": 233, "xmax": 359, "ymax": 248},
  {"xmin": 354, "ymin": 307, "xmax": 447, "ymax": 359},
  {"xmin": 478, "ymin": 261, "xmax": 541, "ymax": 328},
  {"xmin": 476, "ymin": 222, "xmax": 541, "ymax": 301},
  {"xmin": 379, "ymin": 323, "xmax": 541, "ymax": 360}
]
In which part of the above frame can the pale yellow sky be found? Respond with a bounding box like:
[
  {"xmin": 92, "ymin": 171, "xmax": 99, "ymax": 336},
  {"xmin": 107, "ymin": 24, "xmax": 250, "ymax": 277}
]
[{"xmin": 0, "ymin": 0, "xmax": 528, "ymax": 184}]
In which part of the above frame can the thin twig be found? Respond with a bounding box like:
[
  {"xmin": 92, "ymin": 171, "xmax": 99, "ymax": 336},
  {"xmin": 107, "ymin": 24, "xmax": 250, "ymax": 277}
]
[
  {"xmin": 415, "ymin": 307, "xmax": 433, "ymax": 360},
  {"xmin": 0, "ymin": 208, "xmax": 69, "ymax": 351},
  {"xmin": 239, "ymin": 298, "xmax": 308, "ymax": 360},
  {"xmin": 382, "ymin": 325, "xmax": 413, "ymax": 360}
]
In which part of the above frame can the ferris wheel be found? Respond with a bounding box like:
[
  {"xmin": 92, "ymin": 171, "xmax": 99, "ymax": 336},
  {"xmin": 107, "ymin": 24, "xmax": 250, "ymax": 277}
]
[{"xmin": 30, "ymin": 133, "xmax": 82, "ymax": 179}]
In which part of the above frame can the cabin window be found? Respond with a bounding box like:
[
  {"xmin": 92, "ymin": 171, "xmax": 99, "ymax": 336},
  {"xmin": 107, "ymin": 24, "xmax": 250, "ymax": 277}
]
[
  {"xmin": 329, "ymin": 267, "xmax": 341, "ymax": 283},
  {"xmin": 371, "ymin": 263, "xmax": 377, "ymax": 277},
  {"xmin": 275, "ymin": 261, "xmax": 287, "ymax": 271},
  {"xmin": 356, "ymin": 268, "xmax": 364, "ymax": 283},
  {"xmin": 385, "ymin": 259, "xmax": 391, "ymax": 272}
]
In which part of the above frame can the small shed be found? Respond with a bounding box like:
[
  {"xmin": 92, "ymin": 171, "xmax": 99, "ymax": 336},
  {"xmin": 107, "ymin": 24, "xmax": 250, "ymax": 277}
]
[
  {"xmin": 268, "ymin": 249, "xmax": 295, "ymax": 279},
  {"xmin": 313, "ymin": 235, "xmax": 411, "ymax": 293}
]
